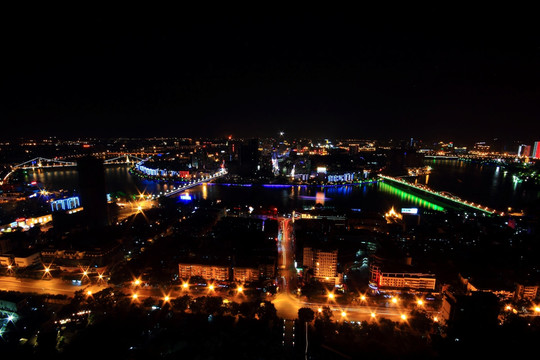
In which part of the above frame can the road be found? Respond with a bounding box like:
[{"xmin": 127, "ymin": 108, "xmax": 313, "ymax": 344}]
[
  {"xmin": 0, "ymin": 276, "xmax": 108, "ymax": 296},
  {"xmin": 116, "ymin": 199, "xmax": 157, "ymax": 221}
]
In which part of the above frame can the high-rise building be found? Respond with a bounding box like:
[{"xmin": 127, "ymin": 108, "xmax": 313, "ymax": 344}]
[
  {"xmin": 532, "ymin": 141, "xmax": 540, "ymax": 159},
  {"xmin": 239, "ymin": 138, "xmax": 259, "ymax": 175},
  {"xmin": 303, "ymin": 247, "xmax": 339, "ymax": 284},
  {"xmin": 77, "ymin": 156, "xmax": 109, "ymax": 229},
  {"xmin": 518, "ymin": 144, "xmax": 531, "ymax": 158}
]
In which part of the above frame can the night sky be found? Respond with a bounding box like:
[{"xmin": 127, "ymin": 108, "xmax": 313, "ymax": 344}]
[{"xmin": 1, "ymin": 10, "xmax": 538, "ymax": 143}]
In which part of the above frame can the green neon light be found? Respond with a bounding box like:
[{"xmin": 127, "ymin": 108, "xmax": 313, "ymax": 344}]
[{"xmin": 378, "ymin": 182, "xmax": 445, "ymax": 212}]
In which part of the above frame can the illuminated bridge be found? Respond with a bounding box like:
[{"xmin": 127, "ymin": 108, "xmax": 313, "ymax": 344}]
[
  {"xmin": 1, "ymin": 154, "xmax": 145, "ymax": 185},
  {"xmin": 378, "ymin": 174, "xmax": 504, "ymax": 216},
  {"xmin": 161, "ymin": 169, "xmax": 228, "ymax": 198}
]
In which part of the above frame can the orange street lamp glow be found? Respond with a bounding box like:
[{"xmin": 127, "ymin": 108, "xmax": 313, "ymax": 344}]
[
  {"xmin": 371, "ymin": 312, "xmax": 376, "ymax": 318},
  {"xmin": 164, "ymin": 295, "xmax": 170, "ymax": 302},
  {"xmin": 392, "ymin": 297, "xmax": 398, "ymax": 304},
  {"xmin": 360, "ymin": 295, "xmax": 366, "ymax": 301},
  {"xmin": 182, "ymin": 282, "xmax": 189, "ymax": 290},
  {"xmin": 7, "ymin": 265, "xmax": 12, "ymax": 270},
  {"xmin": 237, "ymin": 286, "xmax": 243, "ymax": 293},
  {"xmin": 83, "ymin": 271, "xmax": 88, "ymax": 276},
  {"xmin": 318, "ymin": 307, "xmax": 322, "ymax": 313},
  {"xmin": 328, "ymin": 293, "xmax": 335, "ymax": 300},
  {"xmin": 534, "ymin": 306, "xmax": 540, "ymax": 313},
  {"xmin": 401, "ymin": 314, "xmax": 407, "ymax": 321},
  {"xmin": 133, "ymin": 279, "xmax": 141, "ymax": 286},
  {"xmin": 44, "ymin": 267, "xmax": 50, "ymax": 273},
  {"xmin": 341, "ymin": 311, "xmax": 347, "ymax": 318},
  {"xmin": 505, "ymin": 305, "xmax": 512, "ymax": 311},
  {"xmin": 86, "ymin": 290, "xmax": 92, "ymax": 296},
  {"xmin": 98, "ymin": 274, "xmax": 104, "ymax": 279},
  {"xmin": 417, "ymin": 299, "xmax": 424, "ymax": 306},
  {"xmin": 209, "ymin": 284, "xmax": 215, "ymax": 291},
  {"xmin": 433, "ymin": 316, "xmax": 439, "ymax": 322},
  {"xmin": 132, "ymin": 293, "xmax": 138, "ymax": 300}
]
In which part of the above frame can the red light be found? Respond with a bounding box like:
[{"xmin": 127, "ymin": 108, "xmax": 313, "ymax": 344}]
[
  {"xmin": 83, "ymin": 144, "xmax": 91, "ymax": 148},
  {"xmin": 31, "ymin": 181, "xmax": 37, "ymax": 185}
]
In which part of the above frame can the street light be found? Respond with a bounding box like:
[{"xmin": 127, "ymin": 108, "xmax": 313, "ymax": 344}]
[
  {"xmin": 341, "ymin": 311, "xmax": 347, "ymax": 318},
  {"xmin": 360, "ymin": 295, "xmax": 366, "ymax": 301},
  {"xmin": 328, "ymin": 292, "xmax": 335, "ymax": 301},
  {"xmin": 132, "ymin": 293, "xmax": 138, "ymax": 300},
  {"xmin": 164, "ymin": 295, "xmax": 170, "ymax": 302},
  {"xmin": 401, "ymin": 314, "xmax": 407, "ymax": 321},
  {"xmin": 86, "ymin": 290, "xmax": 92, "ymax": 296},
  {"xmin": 237, "ymin": 286, "xmax": 243, "ymax": 294},
  {"xmin": 208, "ymin": 284, "xmax": 215, "ymax": 291},
  {"xmin": 392, "ymin": 296, "xmax": 398, "ymax": 304},
  {"xmin": 417, "ymin": 299, "xmax": 424, "ymax": 306},
  {"xmin": 371, "ymin": 312, "xmax": 376, "ymax": 319},
  {"xmin": 182, "ymin": 282, "xmax": 189, "ymax": 290}
]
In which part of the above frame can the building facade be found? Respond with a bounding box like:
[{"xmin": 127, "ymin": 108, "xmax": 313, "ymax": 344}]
[
  {"xmin": 370, "ymin": 263, "xmax": 436, "ymax": 291},
  {"xmin": 303, "ymin": 247, "xmax": 340, "ymax": 285},
  {"xmin": 178, "ymin": 263, "xmax": 230, "ymax": 281}
]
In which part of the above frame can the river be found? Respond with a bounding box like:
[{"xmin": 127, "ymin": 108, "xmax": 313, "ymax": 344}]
[{"xmin": 18, "ymin": 159, "xmax": 540, "ymax": 213}]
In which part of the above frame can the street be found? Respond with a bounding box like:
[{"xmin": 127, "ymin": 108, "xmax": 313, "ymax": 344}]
[{"xmin": 0, "ymin": 276, "xmax": 108, "ymax": 296}]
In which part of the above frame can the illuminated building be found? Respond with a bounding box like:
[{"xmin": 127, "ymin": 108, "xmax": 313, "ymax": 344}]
[
  {"xmin": 515, "ymin": 283, "xmax": 538, "ymax": 301},
  {"xmin": 303, "ymin": 247, "xmax": 340, "ymax": 285},
  {"xmin": 518, "ymin": 144, "xmax": 531, "ymax": 158},
  {"xmin": 50, "ymin": 196, "xmax": 80, "ymax": 212},
  {"xmin": 1, "ymin": 251, "xmax": 41, "ymax": 268},
  {"xmin": 369, "ymin": 262, "xmax": 436, "ymax": 291},
  {"xmin": 532, "ymin": 141, "xmax": 540, "ymax": 159},
  {"xmin": 327, "ymin": 173, "xmax": 353, "ymax": 182},
  {"xmin": 178, "ymin": 263, "xmax": 230, "ymax": 281},
  {"xmin": 41, "ymin": 246, "xmax": 120, "ymax": 271},
  {"xmin": 233, "ymin": 267, "xmax": 259, "ymax": 282},
  {"xmin": 0, "ymin": 214, "xmax": 53, "ymax": 233}
]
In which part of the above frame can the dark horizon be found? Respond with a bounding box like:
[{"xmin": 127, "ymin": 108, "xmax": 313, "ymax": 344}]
[{"xmin": 1, "ymin": 10, "xmax": 538, "ymax": 143}]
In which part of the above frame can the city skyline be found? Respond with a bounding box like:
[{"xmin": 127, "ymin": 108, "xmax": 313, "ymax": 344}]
[{"xmin": 1, "ymin": 10, "xmax": 538, "ymax": 142}]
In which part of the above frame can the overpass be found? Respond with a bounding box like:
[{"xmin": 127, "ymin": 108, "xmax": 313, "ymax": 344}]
[{"xmin": 378, "ymin": 174, "xmax": 504, "ymax": 216}]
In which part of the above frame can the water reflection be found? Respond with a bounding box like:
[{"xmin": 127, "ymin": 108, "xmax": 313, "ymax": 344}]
[
  {"xmin": 378, "ymin": 182, "xmax": 445, "ymax": 212},
  {"xmin": 18, "ymin": 160, "xmax": 540, "ymax": 213}
]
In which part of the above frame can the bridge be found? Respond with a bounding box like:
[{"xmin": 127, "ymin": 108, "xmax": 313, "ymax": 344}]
[
  {"xmin": 103, "ymin": 154, "xmax": 144, "ymax": 165},
  {"xmin": 160, "ymin": 169, "xmax": 228, "ymax": 198},
  {"xmin": 378, "ymin": 174, "xmax": 504, "ymax": 216},
  {"xmin": 1, "ymin": 154, "xmax": 145, "ymax": 185},
  {"xmin": 424, "ymin": 155, "xmax": 459, "ymax": 160}
]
